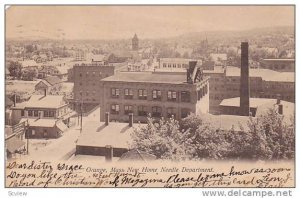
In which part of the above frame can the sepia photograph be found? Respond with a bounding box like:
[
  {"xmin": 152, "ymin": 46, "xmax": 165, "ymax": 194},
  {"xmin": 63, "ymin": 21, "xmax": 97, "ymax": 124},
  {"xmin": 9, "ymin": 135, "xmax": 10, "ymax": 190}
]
[{"xmin": 4, "ymin": 5, "xmax": 295, "ymax": 189}]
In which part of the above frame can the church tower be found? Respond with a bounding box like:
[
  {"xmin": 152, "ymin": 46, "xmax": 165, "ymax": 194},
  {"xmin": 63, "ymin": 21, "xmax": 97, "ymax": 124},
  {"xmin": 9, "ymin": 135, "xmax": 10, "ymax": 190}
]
[{"xmin": 132, "ymin": 33, "xmax": 139, "ymax": 51}]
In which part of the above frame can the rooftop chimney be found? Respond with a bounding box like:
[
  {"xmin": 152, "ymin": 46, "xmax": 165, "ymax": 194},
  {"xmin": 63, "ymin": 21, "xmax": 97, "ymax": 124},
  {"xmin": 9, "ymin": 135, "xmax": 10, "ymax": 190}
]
[
  {"xmin": 129, "ymin": 113, "xmax": 133, "ymax": 127},
  {"xmin": 240, "ymin": 42, "xmax": 250, "ymax": 116},
  {"xmin": 105, "ymin": 145, "xmax": 113, "ymax": 162},
  {"xmin": 278, "ymin": 104, "xmax": 283, "ymax": 115},
  {"xmin": 105, "ymin": 112, "xmax": 109, "ymax": 126},
  {"xmin": 276, "ymin": 94, "xmax": 281, "ymax": 105}
]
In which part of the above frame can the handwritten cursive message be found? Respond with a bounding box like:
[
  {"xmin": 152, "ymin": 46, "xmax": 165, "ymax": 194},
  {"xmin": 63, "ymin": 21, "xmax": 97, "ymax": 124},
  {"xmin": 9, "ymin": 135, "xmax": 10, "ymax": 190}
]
[{"xmin": 5, "ymin": 160, "xmax": 294, "ymax": 188}]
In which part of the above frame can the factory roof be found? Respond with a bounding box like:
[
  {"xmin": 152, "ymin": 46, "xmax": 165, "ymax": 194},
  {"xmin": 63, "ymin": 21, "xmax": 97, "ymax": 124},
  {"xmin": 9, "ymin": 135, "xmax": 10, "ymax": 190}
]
[
  {"xmin": 219, "ymin": 97, "xmax": 294, "ymax": 124},
  {"xmin": 225, "ymin": 66, "xmax": 294, "ymax": 82},
  {"xmin": 101, "ymin": 72, "xmax": 188, "ymax": 84},
  {"xmin": 262, "ymin": 58, "xmax": 295, "ymax": 62},
  {"xmin": 77, "ymin": 121, "xmax": 146, "ymax": 149}
]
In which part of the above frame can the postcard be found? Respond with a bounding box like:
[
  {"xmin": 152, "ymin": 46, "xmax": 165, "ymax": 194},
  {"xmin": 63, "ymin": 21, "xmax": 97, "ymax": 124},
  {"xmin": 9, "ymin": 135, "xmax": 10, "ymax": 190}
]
[{"xmin": 5, "ymin": 5, "xmax": 295, "ymax": 188}]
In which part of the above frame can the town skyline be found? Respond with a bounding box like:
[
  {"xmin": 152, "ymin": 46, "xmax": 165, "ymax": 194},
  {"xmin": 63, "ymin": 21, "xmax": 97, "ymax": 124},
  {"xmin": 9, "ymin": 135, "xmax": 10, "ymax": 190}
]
[{"xmin": 6, "ymin": 6, "xmax": 294, "ymax": 40}]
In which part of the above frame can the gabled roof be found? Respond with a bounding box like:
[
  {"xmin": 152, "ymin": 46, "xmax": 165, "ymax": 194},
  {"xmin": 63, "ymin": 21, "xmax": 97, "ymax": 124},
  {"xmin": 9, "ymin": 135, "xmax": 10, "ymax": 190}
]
[
  {"xmin": 35, "ymin": 80, "xmax": 52, "ymax": 89},
  {"xmin": 44, "ymin": 76, "xmax": 62, "ymax": 86}
]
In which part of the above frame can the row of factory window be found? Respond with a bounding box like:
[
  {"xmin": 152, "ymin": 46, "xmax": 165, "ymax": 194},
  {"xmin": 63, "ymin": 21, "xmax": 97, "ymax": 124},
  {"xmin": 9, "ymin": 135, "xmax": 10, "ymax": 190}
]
[
  {"xmin": 111, "ymin": 88, "xmax": 192, "ymax": 102},
  {"xmin": 210, "ymin": 94, "xmax": 293, "ymax": 101},
  {"xmin": 78, "ymin": 71, "xmax": 109, "ymax": 78},
  {"xmin": 162, "ymin": 63, "xmax": 188, "ymax": 69},
  {"xmin": 21, "ymin": 110, "xmax": 56, "ymax": 118},
  {"xmin": 111, "ymin": 104, "xmax": 190, "ymax": 118}
]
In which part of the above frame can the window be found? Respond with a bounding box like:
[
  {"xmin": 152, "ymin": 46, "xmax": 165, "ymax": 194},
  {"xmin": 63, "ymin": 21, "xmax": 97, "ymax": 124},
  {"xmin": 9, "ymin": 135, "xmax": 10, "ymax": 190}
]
[
  {"xmin": 173, "ymin": 64, "xmax": 176, "ymax": 68},
  {"xmin": 138, "ymin": 106, "xmax": 147, "ymax": 116},
  {"xmin": 152, "ymin": 106, "xmax": 162, "ymax": 117},
  {"xmin": 167, "ymin": 91, "xmax": 177, "ymax": 101},
  {"xmin": 111, "ymin": 88, "xmax": 120, "ymax": 98},
  {"xmin": 21, "ymin": 110, "xmax": 24, "ymax": 116},
  {"xmin": 124, "ymin": 88, "xmax": 133, "ymax": 99},
  {"xmin": 124, "ymin": 105, "xmax": 133, "ymax": 115},
  {"xmin": 152, "ymin": 90, "xmax": 162, "ymax": 100},
  {"xmin": 181, "ymin": 108, "xmax": 190, "ymax": 118},
  {"xmin": 86, "ymin": 72, "xmax": 89, "ymax": 77},
  {"xmin": 163, "ymin": 63, "xmax": 167, "ymax": 68},
  {"xmin": 49, "ymin": 111, "xmax": 55, "ymax": 117},
  {"xmin": 93, "ymin": 71, "xmax": 96, "ymax": 76},
  {"xmin": 79, "ymin": 82, "xmax": 82, "ymax": 86},
  {"xmin": 31, "ymin": 129, "xmax": 35, "ymax": 135},
  {"xmin": 167, "ymin": 108, "xmax": 176, "ymax": 118},
  {"xmin": 28, "ymin": 110, "xmax": 33, "ymax": 117},
  {"xmin": 181, "ymin": 91, "xmax": 191, "ymax": 102},
  {"xmin": 111, "ymin": 104, "xmax": 120, "ymax": 114},
  {"xmin": 79, "ymin": 73, "xmax": 82, "ymax": 77},
  {"xmin": 43, "ymin": 129, "xmax": 48, "ymax": 137},
  {"xmin": 138, "ymin": 89, "xmax": 147, "ymax": 100}
]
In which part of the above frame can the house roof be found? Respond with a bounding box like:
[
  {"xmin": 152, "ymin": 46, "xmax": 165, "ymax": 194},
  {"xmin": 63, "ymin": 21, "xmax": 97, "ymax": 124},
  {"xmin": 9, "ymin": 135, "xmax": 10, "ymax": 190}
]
[
  {"xmin": 25, "ymin": 94, "xmax": 66, "ymax": 109},
  {"xmin": 44, "ymin": 76, "xmax": 62, "ymax": 86},
  {"xmin": 119, "ymin": 149, "xmax": 156, "ymax": 161},
  {"xmin": 77, "ymin": 121, "xmax": 146, "ymax": 149},
  {"xmin": 20, "ymin": 118, "xmax": 57, "ymax": 127},
  {"xmin": 101, "ymin": 72, "xmax": 188, "ymax": 84},
  {"xmin": 35, "ymin": 80, "xmax": 52, "ymax": 88},
  {"xmin": 225, "ymin": 66, "xmax": 294, "ymax": 82}
]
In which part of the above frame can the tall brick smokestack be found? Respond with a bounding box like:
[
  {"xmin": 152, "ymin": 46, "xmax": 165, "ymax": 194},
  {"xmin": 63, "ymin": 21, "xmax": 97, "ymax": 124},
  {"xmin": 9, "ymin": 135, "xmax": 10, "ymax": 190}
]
[{"xmin": 240, "ymin": 42, "xmax": 250, "ymax": 116}]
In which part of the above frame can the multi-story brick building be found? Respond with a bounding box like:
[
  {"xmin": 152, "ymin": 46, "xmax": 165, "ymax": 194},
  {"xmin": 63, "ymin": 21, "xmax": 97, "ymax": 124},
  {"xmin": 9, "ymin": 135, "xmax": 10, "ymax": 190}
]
[
  {"xmin": 204, "ymin": 66, "xmax": 294, "ymax": 114},
  {"xmin": 72, "ymin": 62, "xmax": 115, "ymax": 112},
  {"xmin": 99, "ymin": 61, "xmax": 209, "ymax": 123},
  {"xmin": 260, "ymin": 58, "xmax": 295, "ymax": 72}
]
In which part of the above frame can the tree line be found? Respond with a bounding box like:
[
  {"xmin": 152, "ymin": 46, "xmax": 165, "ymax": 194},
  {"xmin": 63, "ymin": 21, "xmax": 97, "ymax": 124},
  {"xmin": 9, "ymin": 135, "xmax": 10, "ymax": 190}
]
[{"xmin": 131, "ymin": 107, "xmax": 294, "ymax": 161}]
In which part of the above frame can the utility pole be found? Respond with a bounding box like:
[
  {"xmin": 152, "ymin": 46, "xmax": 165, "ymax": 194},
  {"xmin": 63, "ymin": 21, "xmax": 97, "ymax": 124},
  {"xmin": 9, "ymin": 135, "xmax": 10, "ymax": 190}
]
[
  {"xmin": 26, "ymin": 120, "xmax": 29, "ymax": 155},
  {"xmin": 80, "ymin": 100, "xmax": 83, "ymax": 133}
]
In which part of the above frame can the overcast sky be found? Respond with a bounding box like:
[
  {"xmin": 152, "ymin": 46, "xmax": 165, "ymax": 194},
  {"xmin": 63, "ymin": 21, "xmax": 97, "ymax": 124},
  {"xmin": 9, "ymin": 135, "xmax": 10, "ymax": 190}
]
[{"xmin": 6, "ymin": 6, "xmax": 294, "ymax": 40}]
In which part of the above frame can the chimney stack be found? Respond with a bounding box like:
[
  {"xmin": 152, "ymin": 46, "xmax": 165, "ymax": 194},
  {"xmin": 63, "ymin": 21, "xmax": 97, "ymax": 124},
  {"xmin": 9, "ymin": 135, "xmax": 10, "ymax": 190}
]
[
  {"xmin": 105, "ymin": 145, "xmax": 113, "ymax": 162},
  {"xmin": 105, "ymin": 112, "xmax": 109, "ymax": 126},
  {"xmin": 240, "ymin": 42, "xmax": 250, "ymax": 116},
  {"xmin": 276, "ymin": 94, "xmax": 281, "ymax": 105},
  {"xmin": 278, "ymin": 104, "xmax": 283, "ymax": 115},
  {"xmin": 129, "ymin": 113, "xmax": 133, "ymax": 127}
]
